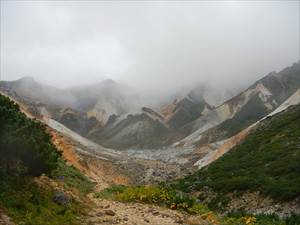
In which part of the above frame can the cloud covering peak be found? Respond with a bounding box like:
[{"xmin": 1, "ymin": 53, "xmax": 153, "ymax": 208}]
[{"xmin": 1, "ymin": 1, "xmax": 299, "ymax": 96}]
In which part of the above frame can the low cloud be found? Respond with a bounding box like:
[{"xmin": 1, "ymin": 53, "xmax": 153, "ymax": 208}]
[{"xmin": 1, "ymin": 1, "xmax": 299, "ymax": 97}]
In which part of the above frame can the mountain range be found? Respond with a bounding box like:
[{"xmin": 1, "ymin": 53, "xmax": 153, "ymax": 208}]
[
  {"xmin": 1, "ymin": 61, "xmax": 300, "ymax": 224},
  {"xmin": 1, "ymin": 62, "xmax": 299, "ymax": 152}
]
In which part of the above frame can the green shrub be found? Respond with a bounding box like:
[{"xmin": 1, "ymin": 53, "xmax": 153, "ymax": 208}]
[
  {"xmin": 0, "ymin": 179, "xmax": 83, "ymax": 225},
  {"xmin": 0, "ymin": 94, "xmax": 91, "ymax": 223},
  {"xmin": 286, "ymin": 213, "xmax": 300, "ymax": 225},
  {"xmin": 0, "ymin": 94, "xmax": 61, "ymax": 177},
  {"xmin": 51, "ymin": 159, "xmax": 95, "ymax": 195},
  {"xmin": 222, "ymin": 213, "xmax": 294, "ymax": 225},
  {"xmin": 96, "ymin": 185, "xmax": 210, "ymax": 214}
]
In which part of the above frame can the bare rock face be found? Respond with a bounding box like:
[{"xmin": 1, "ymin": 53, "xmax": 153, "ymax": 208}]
[
  {"xmin": 88, "ymin": 113, "xmax": 181, "ymax": 150},
  {"xmin": 55, "ymin": 107, "xmax": 101, "ymax": 136},
  {"xmin": 160, "ymin": 96, "xmax": 210, "ymax": 130}
]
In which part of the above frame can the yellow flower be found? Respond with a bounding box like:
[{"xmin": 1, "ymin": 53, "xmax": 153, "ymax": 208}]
[{"xmin": 243, "ymin": 216, "xmax": 256, "ymax": 225}]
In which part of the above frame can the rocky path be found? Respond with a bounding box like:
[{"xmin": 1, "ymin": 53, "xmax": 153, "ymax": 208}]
[
  {"xmin": 84, "ymin": 195, "xmax": 213, "ymax": 225},
  {"xmin": 80, "ymin": 177, "xmax": 209, "ymax": 225},
  {"xmin": 85, "ymin": 197, "xmax": 187, "ymax": 225},
  {"xmin": 49, "ymin": 121, "xmax": 205, "ymax": 225}
]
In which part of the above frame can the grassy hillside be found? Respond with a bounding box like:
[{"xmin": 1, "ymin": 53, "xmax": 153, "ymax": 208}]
[
  {"xmin": 0, "ymin": 94, "xmax": 93, "ymax": 224},
  {"xmin": 172, "ymin": 104, "xmax": 300, "ymax": 201}
]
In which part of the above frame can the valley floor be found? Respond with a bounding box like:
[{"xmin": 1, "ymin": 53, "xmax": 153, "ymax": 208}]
[
  {"xmin": 85, "ymin": 192, "xmax": 187, "ymax": 225},
  {"xmin": 50, "ymin": 121, "xmax": 198, "ymax": 225},
  {"xmin": 79, "ymin": 169, "xmax": 208, "ymax": 225}
]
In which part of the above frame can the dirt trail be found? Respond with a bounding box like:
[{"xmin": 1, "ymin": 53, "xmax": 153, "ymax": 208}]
[{"xmin": 85, "ymin": 198, "xmax": 189, "ymax": 225}]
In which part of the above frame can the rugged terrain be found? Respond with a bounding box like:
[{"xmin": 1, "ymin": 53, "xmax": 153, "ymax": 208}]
[
  {"xmin": 1, "ymin": 62, "xmax": 299, "ymax": 157},
  {"xmin": 0, "ymin": 92, "xmax": 209, "ymax": 225},
  {"xmin": 1, "ymin": 62, "xmax": 300, "ymax": 225}
]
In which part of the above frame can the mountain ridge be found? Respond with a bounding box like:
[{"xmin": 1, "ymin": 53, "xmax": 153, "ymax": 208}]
[{"xmin": 0, "ymin": 62, "xmax": 299, "ymax": 152}]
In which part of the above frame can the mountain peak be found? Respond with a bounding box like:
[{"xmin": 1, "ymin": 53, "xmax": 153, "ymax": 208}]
[{"xmin": 18, "ymin": 76, "xmax": 36, "ymax": 84}]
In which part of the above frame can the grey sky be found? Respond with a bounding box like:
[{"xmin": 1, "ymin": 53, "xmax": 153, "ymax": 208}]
[{"xmin": 1, "ymin": 1, "xmax": 299, "ymax": 95}]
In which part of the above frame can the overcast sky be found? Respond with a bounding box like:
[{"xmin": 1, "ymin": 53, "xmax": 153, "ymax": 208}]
[{"xmin": 0, "ymin": 1, "xmax": 299, "ymax": 94}]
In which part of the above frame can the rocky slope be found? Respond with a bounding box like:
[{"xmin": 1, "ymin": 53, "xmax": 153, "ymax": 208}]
[
  {"xmin": 0, "ymin": 77, "xmax": 183, "ymax": 149},
  {"xmin": 0, "ymin": 78, "xmax": 140, "ymax": 136},
  {"xmin": 87, "ymin": 87, "xmax": 214, "ymax": 149},
  {"xmin": 0, "ymin": 62, "xmax": 299, "ymax": 153},
  {"xmin": 88, "ymin": 113, "xmax": 179, "ymax": 150},
  {"xmin": 160, "ymin": 92, "xmax": 212, "ymax": 130},
  {"xmin": 194, "ymin": 87, "xmax": 300, "ymax": 169},
  {"xmin": 176, "ymin": 61, "xmax": 300, "ymax": 148}
]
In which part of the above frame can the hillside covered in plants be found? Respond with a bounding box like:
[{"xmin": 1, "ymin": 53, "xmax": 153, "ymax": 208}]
[
  {"xmin": 91, "ymin": 104, "xmax": 300, "ymax": 225},
  {"xmin": 173, "ymin": 104, "xmax": 300, "ymax": 201},
  {"xmin": 0, "ymin": 94, "xmax": 93, "ymax": 224}
]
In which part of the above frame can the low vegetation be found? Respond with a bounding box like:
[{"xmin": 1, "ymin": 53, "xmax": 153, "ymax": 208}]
[
  {"xmin": 0, "ymin": 179, "xmax": 84, "ymax": 225},
  {"xmin": 51, "ymin": 159, "xmax": 95, "ymax": 195},
  {"xmin": 95, "ymin": 185, "xmax": 210, "ymax": 214},
  {"xmin": 0, "ymin": 94, "xmax": 93, "ymax": 224},
  {"xmin": 173, "ymin": 104, "xmax": 300, "ymax": 201},
  {"xmin": 96, "ymin": 185, "xmax": 300, "ymax": 225}
]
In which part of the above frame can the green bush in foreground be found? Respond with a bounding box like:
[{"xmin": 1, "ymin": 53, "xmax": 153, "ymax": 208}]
[
  {"xmin": 0, "ymin": 179, "xmax": 83, "ymax": 225},
  {"xmin": 0, "ymin": 95, "xmax": 61, "ymax": 177},
  {"xmin": 0, "ymin": 160, "xmax": 94, "ymax": 225},
  {"xmin": 0, "ymin": 94, "xmax": 93, "ymax": 224}
]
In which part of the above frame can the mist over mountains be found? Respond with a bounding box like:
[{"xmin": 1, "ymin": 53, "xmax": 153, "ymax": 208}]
[
  {"xmin": 1, "ymin": 1, "xmax": 300, "ymax": 224},
  {"xmin": 2, "ymin": 1, "xmax": 299, "ymax": 94},
  {"xmin": 1, "ymin": 61, "xmax": 299, "ymax": 151}
]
